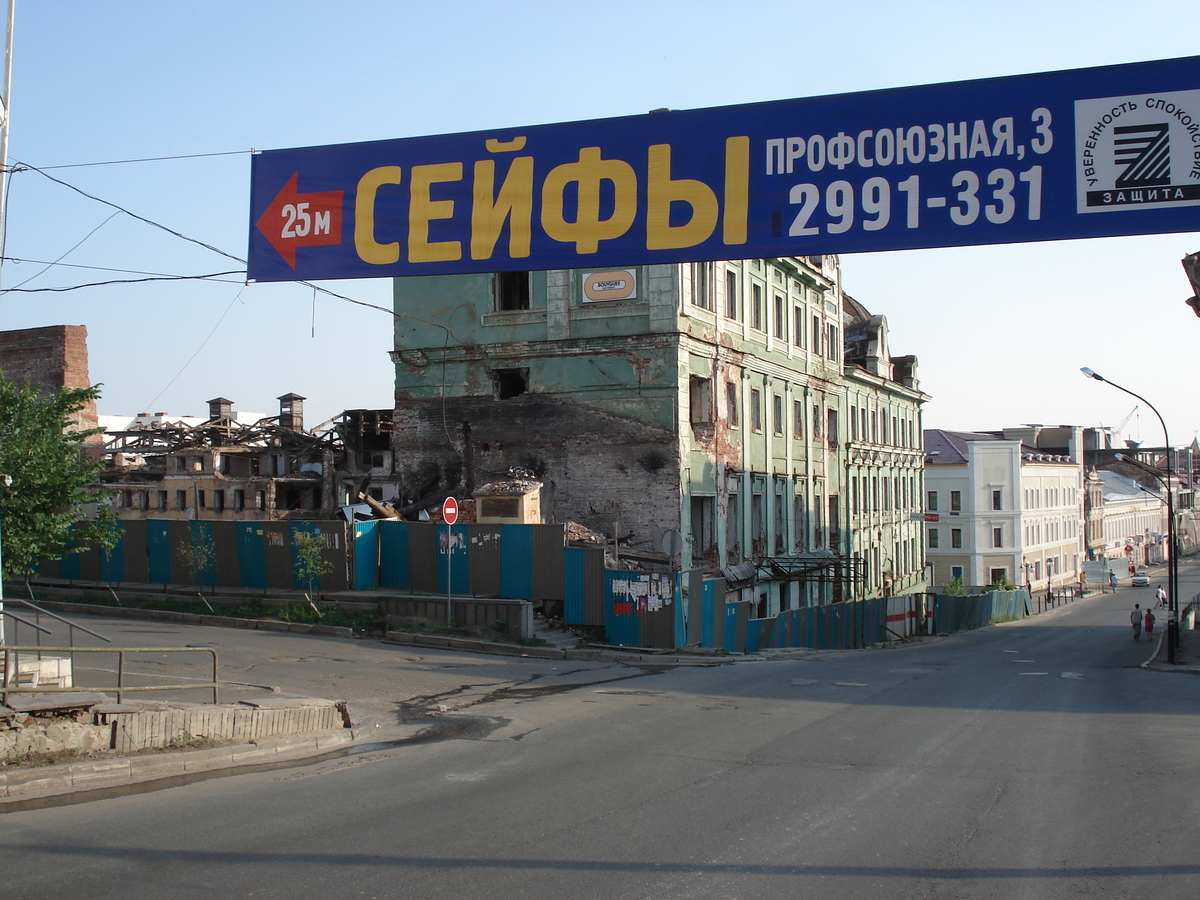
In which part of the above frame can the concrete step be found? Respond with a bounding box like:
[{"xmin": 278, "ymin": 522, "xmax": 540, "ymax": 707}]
[{"xmin": 531, "ymin": 620, "xmax": 579, "ymax": 649}]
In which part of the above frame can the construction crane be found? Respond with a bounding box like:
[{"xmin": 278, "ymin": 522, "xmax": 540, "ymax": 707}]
[{"xmin": 1114, "ymin": 405, "xmax": 1140, "ymax": 448}]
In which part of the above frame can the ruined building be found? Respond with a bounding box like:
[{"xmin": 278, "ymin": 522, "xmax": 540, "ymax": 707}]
[
  {"xmin": 390, "ymin": 256, "xmax": 929, "ymax": 614},
  {"xmin": 101, "ymin": 394, "xmax": 339, "ymax": 521}
]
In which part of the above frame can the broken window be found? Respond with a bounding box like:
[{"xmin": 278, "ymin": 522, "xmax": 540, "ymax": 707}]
[
  {"xmin": 494, "ymin": 368, "xmax": 528, "ymax": 399},
  {"xmin": 689, "ymin": 376, "xmax": 714, "ymax": 424},
  {"xmin": 726, "ymin": 382, "xmax": 739, "ymax": 427},
  {"xmin": 234, "ymin": 489, "xmax": 245, "ymax": 511},
  {"xmin": 793, "ymin": 400, "xmax": 804, "ymax": 440},
  {"xmin": 690, "ymin": 496, "xmax": 715, "ymax": 557},
  {"xmin": 494, "ymin": 271, "xmax": 530, "ymax": 311},
  {"xmin": 214, "ymin": 490, "xmax": 225, "ymax": 512},
  {"xmin": 691, "ymin": 262, "xmax": 714, "ymax": 310},
  {"xmin": 773, "ymin": 394, "xmax": 783, "ymax": 435},
  {"xmin": 175, "ymin": 490, "xmax": 187, "ymax": 510},
  {"xmin": 750, "ymin": 389, "xmax": 762, "ymax": 432}
]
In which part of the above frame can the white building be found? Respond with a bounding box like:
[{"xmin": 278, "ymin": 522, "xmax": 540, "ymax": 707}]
[
  {"xmin": 924, "ymin": 429, "xmax": 1084, "ymax": 593},
  {"xmin": 1094, "ymin": 468, "xmax": 1169, "ymax": 567}
]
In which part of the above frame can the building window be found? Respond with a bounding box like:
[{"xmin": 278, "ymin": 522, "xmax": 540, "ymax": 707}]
[
  {"xmin": 690, "ymin": 496, "xmax": 715, "ymax": 557},
  {"xmin": 950, "ymin": 490, "xmax": 961, "ymax": 512},
  {"xmin": 990, "ymin": 567, "xmax": 1007, "ymax": 585},
  {"xmin": 951, "ymin": 528, "xmax": 962, "ymax": 549},
  {"xmin": 992, "ymin": 489, "xmax": 1002, "ymax": 510},
  {"xmin": 826, "ymin": 323, "xmax": 839, "ymax": 361},
  {"xmin": 952, "ymin": 565, "xmax": 964, "ymax": 580},
  {"xmin": 826, "ymin": 408, "xmax": 838, "ymax": 446},
  {"xmin": 928, "ymin": 528, "xmax": 939, "ymax": 548},
  {"xmin": 751, "ymin": 284, "xmax": 764, "ymax": 330},
  {"xmin": 175, "ymin": 490, "xmax": 187, "ymax": 510},
  {"xmin": 750, "ymin": 389, "xmax": 762, "ymax": 432},
  {"xmin": 725, "ymin": 270, "xmax": 738, "ymax": 319},
  {"xmin": 214, "ymin": 490, "xmax": 225, "ymax": 512},
  {"xmin": 850, "ymin": 405, "xmax": 858, "ymax": 440},
  {"xmin": 234, "ymin": 489, "xmax": 245, "ymax": 511},
  {"xmin": 198, "ymin": 490, "xmax": 207, "ymax": 509},
  {"xmin": 773, "ymin": 394, "xmax": 783, "ymax": 435},
  {"xmin": 495, "ymin": 271, "xmax": 529, "ymax": 310},
  {"xmin": 690, "ymin": 376, "xmax": 714, "ymax": 424},
  {"xmin": 726, "ymin": 382, "xmax": 739, "ymax": 427},
  {"xmin": 927, "ymin": 490, "xmax": 938, "ymax": 511},
  {"xmin": 157, "ymin": 491, "xmax": 168, "ymax": 510},
  {"xmin": 692, "ymin": 262, "xmax": 714, "ymax": 310},
  {"xmin": 793, "ymin": 306, "xmax": 804, "ymax": 346},
  {"xmin": 793, "ymin": 400, "xmax": 804, "ymax": 439},
  {"xmin": 811, "ymin": 314, "xmax": 821, "ymax": 354},
  {"xmin": 773, "ymin": 294, "xmax": 785, "ymax": 339},
  {"xmin": 493, "ymin": 368, "xmax": 528, "ymax": 399},
  {"xmin": 255, "ymin": 490, "xmax": 266, "ymax": 510},
  {"xmin": 992, "ymin": 527, "xmax": 1002, "ymax": 548},
  {"xmin": 812, "ymin": 404, "xmax": 822, "ymax": 441}
]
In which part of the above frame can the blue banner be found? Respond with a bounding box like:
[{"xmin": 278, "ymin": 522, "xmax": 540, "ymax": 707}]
[{"xmin": 248, "ymin": 56, "xmax": 1200, "ymax": 282}]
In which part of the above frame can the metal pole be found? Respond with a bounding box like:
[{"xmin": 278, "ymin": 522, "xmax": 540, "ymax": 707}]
[
  {"xmin": 0, "ymin": 0, "xmax": 14, "ymax": 283},
  {"xmin": 1082, "ymin": 368, "xmax": 1177, "ymax": 662}
]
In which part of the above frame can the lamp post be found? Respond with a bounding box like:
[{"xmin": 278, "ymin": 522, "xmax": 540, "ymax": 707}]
[{"xmin": 1081, "ymin": 367, "xmax": 1178, "ymax": 662}]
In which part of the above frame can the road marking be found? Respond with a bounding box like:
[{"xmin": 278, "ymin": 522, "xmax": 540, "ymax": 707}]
[
  {"xmin": 1018, "ymin": 672, "xmax": 1049, "ymax": 676},
  {"xmin": 1060, "ymin": 672, "xmax": 1084, "ymax": 679},
  {"xmin": 1014, "ymin": 659, "xmax": 1035, "ymax": 662},
  {"xmin": 789, "ymin": 678, "xmax": 819, "ymax": 686},
  {"xmin": 834, "ymin": 682, "xmax": 869, "ymax": 687}
]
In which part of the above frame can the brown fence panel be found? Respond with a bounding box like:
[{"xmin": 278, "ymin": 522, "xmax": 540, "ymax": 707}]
[
  {"xmin": 121, "ymin": 520, "xmax": 149, "ymax": 584},
  {"xmin": 531, "ymin": 524, "xmax": 566, "ymax": 601},
  {"xmin": 407, "ymin": 524, "xmax": 439, "ymax": 594},
  {"xmin": 468, "ymin": 525, "xmax": 502, "ymax": 597}
]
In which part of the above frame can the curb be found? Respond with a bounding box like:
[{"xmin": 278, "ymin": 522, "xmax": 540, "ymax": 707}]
[
  {"xmin": 0, "ymin": 727, "xmax": 358, "ymax": 809},
  {"xmin": 31, "ymin": 601, "xmax": 358, "ymax": 638}
]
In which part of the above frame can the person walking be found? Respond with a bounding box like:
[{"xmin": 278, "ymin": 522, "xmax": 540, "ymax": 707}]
[
  {"xmin": 1145, "ymin": 608, "xmax": 1156, "ymax": 638},
  {"xmin": 1131, "ymin": 603, "xmax": 1142, "ymax": 640},
  {"xmin": 1155, "ymin": 585, "xmax": 1167, "ymax": 608},
  {"xmin": 1110, "ymin": 571, "xmax": 1118, "ymax": 592}
]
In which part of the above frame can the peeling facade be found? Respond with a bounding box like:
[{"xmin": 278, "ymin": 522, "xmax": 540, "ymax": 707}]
[
  {"xmin": 391, "ymin": 256, "xmax": 928, "ymax": 614},
  {"xmin": 842, "ymin": 303, "xmax": 931, "ymax": 598}
]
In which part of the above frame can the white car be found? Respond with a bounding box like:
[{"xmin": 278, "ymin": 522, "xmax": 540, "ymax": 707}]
[{"xmin": 1131, "ymin": 570, "xmax": 1151, "ymax": 587}]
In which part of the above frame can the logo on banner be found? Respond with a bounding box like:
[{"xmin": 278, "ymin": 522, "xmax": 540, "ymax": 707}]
[{"xmin": 1076, "ymin": 89, "xmax": 1200, "ymax": 213}]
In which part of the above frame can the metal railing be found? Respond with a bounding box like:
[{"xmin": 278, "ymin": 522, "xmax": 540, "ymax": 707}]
[{"xmin": 1, "ymin": 645, "xmax": 219, "ymax": 705}]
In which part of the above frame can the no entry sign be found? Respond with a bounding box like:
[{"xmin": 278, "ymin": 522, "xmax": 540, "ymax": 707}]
[{"xmin": 442, "ymin": 496, "xmax": 459, "ymax": 525}]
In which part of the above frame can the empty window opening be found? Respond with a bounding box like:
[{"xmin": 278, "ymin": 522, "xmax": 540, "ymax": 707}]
[
  {"xmin": 494, "ymin": 368, "xmax": 529, "ymax": 399},
  {"xmin": 495, "ymin": 271, "xmax": 530, "ymax": 311}
]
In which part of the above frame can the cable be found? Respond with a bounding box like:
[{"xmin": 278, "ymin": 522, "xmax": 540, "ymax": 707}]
[
  {"xmin": 13, "ymin": 159, "xmax": 247, "ymax": 265},
  {"xmin": 4, "ymin": 211, "xmax": 120, "ymax": 290},
  {"xmin": 1, "ymin": 271, "xmax": 246, "ymax": 293},
  {"xmin": 26, "ymin": 150, "xmax": 252, "ymax": 171},
  {"xmin": 140, "ymin": 285, "xmax": 247, "ymax": 412},
  {"xmin": 0, "ymin": 257, "xmax": 219, "ymax": 278}
]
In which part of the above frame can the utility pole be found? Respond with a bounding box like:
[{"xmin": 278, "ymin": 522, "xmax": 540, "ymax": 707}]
[{"xmin": 0, "ymin": 0, "xmax": 13, "ymax": 282}]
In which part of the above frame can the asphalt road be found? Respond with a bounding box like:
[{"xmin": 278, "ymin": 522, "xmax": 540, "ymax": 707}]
[{"xmin": 2, "ymin": 566, "xmax": 1198, "ymax": 899}]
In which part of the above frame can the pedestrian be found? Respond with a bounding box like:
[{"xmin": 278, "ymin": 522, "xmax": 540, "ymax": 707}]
[
  {"xmin": 1131, "ymin": 603, "xmax": 1142, "ymax": 640},
  {"xmin": 1129, "ymin": 560, "xmax": 1136, "ymax": 577},
  {"xmin": 1155, "ymin": 585, "xmax": 1167, "ymax": 608},
  {"xmin": 1145, "ymin": 608, "xmax": 1156, "ymax": 637},
  {"xmin": 1110, "ymin": 571, "xmax": 1118, "ymax": 592}
]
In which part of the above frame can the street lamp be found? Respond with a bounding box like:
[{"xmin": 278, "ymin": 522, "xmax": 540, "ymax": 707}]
[{"xmin": 1082, "ymin": 367, "xmax": 1179, "ymax": 662}]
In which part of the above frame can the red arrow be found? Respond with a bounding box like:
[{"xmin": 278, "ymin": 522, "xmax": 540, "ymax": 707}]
[{"xmin": 255, "ymin": 173, "xmax": 344, "ymax": 268}]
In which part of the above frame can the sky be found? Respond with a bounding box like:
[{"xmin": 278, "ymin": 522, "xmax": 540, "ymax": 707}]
[{"xmin": 0, "ymin": 1, "xmax": 1197, "ymax": 445}]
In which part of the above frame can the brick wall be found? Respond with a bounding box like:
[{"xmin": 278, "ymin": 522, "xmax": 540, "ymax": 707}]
[{"xmin": 0, "ymin": 325, "xmax": 100, "ymax": 439}]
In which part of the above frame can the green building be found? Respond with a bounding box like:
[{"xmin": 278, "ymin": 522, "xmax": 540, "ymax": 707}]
[{"xmin": 390, "ymin": 254, "xmax": 927, "ymax": 613}]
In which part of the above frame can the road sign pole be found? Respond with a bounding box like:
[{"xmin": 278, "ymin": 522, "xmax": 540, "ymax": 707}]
[{"xmin": 442, "ymin": 498, "xmax": 459, "ymax": 625}]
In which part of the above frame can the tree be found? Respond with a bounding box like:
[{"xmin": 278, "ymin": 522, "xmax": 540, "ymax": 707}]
[
  {"xmin": 292, "ymin": 528, "xmax": 333, "ymax": 599},
  {"xmin": 0, "ymin": 376, "xmax": 118, "ymax": 579}
]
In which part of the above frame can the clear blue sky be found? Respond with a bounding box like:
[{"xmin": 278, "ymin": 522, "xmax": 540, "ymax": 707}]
[{"xmin": 1, "ymin": 1, "xmax": 1197, "ymax": 444}]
